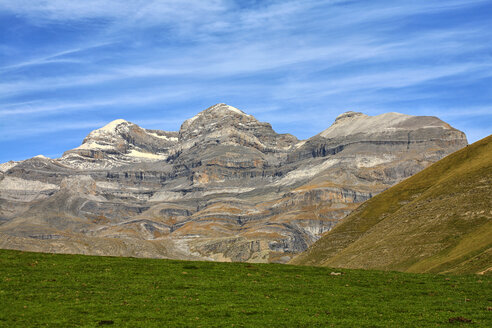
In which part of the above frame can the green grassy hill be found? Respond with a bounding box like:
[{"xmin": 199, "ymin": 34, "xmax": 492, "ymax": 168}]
[
  {"xmin": 0, "ymin": 249, "xmax": 490, "ymax": 327},
  {"xmin": 291, "ymin": 135, "xmax": 492, "ymax": 274}
]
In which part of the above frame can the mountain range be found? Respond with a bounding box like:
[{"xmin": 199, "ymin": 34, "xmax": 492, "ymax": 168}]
[{"xmin": 0, "ymin": 103, "xmax": 467, "ymax": 263}]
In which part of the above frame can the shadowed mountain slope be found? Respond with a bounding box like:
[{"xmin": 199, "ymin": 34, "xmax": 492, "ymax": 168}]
[{"xmin": 291, "ymin": 135, "xmax": 492, "ymax": 274}]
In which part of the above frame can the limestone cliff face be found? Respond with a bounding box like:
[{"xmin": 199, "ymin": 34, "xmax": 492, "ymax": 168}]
[
  {"xmin": 179, "ymin": 103, "xmax": 297, "ymax": 149},
  {"xmin": 0, "ymin": 104, "xmax": 467, "ymax": 262}
]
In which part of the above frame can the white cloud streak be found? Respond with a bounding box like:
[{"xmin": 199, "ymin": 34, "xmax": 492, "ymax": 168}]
[
  {"xmin": 0, "ymin": 120, "xmax": 106, "ymax": 141},
  {"xmin": 0, "ymin": 0, "xmax": 490, "ymax": 150},
  {"xmin": 0, "ymin": 88, "xmax": 191, "ymax": 117},
  {"xmin": 0, "ymin": 42, "xmax": 116, "ymax": 72},
  {"xmin": 273, "ymin": 62, "xmax": 492, "ymax": 101},
  {"xmin": 1, "ymin": 23, "xmax": 489, "ymax": 100}
]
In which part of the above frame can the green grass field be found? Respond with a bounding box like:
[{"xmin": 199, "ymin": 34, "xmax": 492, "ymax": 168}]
[{"xmin": 0, "ymin": 249, "xmax": 490, "ymax": 327}]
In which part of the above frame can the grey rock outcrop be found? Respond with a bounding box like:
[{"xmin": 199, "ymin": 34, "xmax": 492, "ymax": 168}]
[
  {"xmin": 61, "ymin": 119, "xmax": 178, "ymax": 169},
  {"xmin": 0, "ymin": 104, "xmax": 467, "ymax": 262}
]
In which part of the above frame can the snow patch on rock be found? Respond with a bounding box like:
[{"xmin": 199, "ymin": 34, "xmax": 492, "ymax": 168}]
[
  {"xmin": 83, "ymin": 119, "xmax": 130, "ymax": 141},
  {"xmin": 99, "ymin": 119, "xmax": 128, "ymax": 133},
  {"xmin": 146, "ymin": 131, "xmax": 178, "ymax": 142},
  {"xmin": 0, "ymin": 161, "xmax": 20, "ymax": 173},
  {"xmin": 182, "ymin": 103, "xmax": 252, "ymax": 128},
  {"xmin": 219, "ymin": 104, "xmax": 249, "ymax": 116},
  {"xmin": 75, "ymin": 142, "xmax": 116, "ymax": 151},
  {"xmin": 127, "ymin": 149, "xmax": 166, "ymax": 160},
  {"xmin": 33, "ymin": 155, "xmax": 50, "ymax": 160}
]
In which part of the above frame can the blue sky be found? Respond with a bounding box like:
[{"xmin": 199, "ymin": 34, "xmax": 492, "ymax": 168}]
[{"xmin": 1, "ymin": 0, "xmax": 491, "ymax": 162}]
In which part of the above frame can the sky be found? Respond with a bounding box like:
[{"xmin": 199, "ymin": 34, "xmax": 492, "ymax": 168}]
[{"xmin": 1, "ymin": 0, "xmax": 491, "ymax": 163}]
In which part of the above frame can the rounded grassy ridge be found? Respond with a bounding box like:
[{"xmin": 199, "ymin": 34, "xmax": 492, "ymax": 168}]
[{"xmin": 291, "ymin": 134, "xmax": 492, "ymax": 274}]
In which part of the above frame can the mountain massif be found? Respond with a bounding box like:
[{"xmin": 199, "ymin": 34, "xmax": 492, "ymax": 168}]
[
  {"xmin": 0, "ymin": 104, "xmax": 468, "ymax": 262},
  {"xmin": 291, "ymin": 135, "xmax": 492, "ymax": 274}
]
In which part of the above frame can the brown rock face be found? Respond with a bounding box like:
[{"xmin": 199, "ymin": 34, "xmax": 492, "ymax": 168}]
[{"xmin": 0, "ymin": 104, "xmax": 467, "ymax": 262}]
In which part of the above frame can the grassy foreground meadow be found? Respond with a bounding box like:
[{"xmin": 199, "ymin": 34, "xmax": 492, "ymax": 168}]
[{"xmin": 0, "ymin": 249, "xmax": 490, "ymax": 327}]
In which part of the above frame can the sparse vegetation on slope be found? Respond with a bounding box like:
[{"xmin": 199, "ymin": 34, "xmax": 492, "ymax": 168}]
[
  {"xmin": 291, "ymin": 135, "xmax": 492, "ymax": 274},
  {"xmin": 0, "ymin": 249, "xmax": 491, "ymax": 327},
  {"xmin": 0, "ymin": 106, "xmax": 467, "ymax": 263}
]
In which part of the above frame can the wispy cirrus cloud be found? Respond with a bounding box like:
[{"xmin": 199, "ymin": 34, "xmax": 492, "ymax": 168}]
[
  {"xmin": 0, "ymin": 42, "xmax": 116, "ymax": 72},
  {"xmin": 273, "ymin": 62, "xmax": 492, "ymax": 101},
  {"xmin": 1, "ymin": 24, "xmax": 489, "ymax": 99},
  {"xmin": 0, "ymin": 0, "xmax": 491, "ymax": 161},
  {"xmin": 0, "ymin": 120, "xmax": 109, "ymax": 141},
  {"xmin": 0, "ymin": 88, "xmax": 192, "ymax": 117},
  {"xmin": 0, "ymin": 0, "xmax": 227, "ymax": 24}
]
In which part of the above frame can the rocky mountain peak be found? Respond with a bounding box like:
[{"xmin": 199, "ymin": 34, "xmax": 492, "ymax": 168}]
[
  {"xmin": 180, "ymin": 103, "xmax": 253, "ymax": 128},
  {"xmin": 334, "ymin": 111, "xmax": 367, "ymax": 123},
  {"xmin": 60, "ymin": 119, "xmax": 178, "ymax": 169},
  {"xmin": 100, "ymin": 118, "xmax": 130, "ymax": 131},
  {"xmin": 82, "ymin": 119, "xmax": 132, "ymax": 143},
  {"xmin": 69, "ymin": 119, "xmax": 137, "ymax": 156},
  {"xmin": 179, "ymin": 103, "xmax": 264, "ymax": 141},
  {"xmin": 172, "ymin": 103, "xmax": 299, "ymax": 160},
  {"xmin": 33, "ymin": 155, "xmax": 50, "ymax": 160},
  {"xmin": 320, "ymin": 111, "xmax": 449, "ymax": 139},
  {"xmin": 205, "ymin": 103, "xmax": 251, "ymax": 117}
]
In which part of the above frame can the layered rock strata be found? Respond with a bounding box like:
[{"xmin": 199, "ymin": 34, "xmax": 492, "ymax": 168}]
[{"xmin": 0, "ymin": 104, "xmax": 467, "ymax": 262}]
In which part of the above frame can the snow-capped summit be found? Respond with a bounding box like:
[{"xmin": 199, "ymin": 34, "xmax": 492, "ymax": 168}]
[
  {"xmin": 82, "ymin": 119, "xmax": 131, "ymax": 143},
  {"xmin": 208, "ymin": 103, "xmax": 251, "ymax": 116},
  {"xmin": 179, "ymin": 103, "xmax": 260, "ymax": 139},
  {"xmin": 60, "ymin": 119, "xmax": 178, "ymax": 169},
  {"xmin": 97, "ymin": 119, "xmax": 129, "ymax": 132},
  {"xmin": 180, "ymin": 103, "xmax": 252, "ymax": 134}
]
